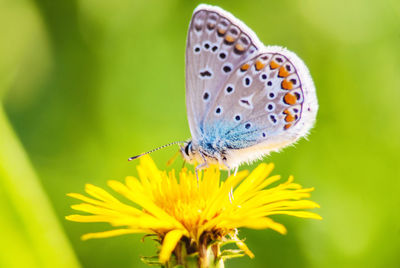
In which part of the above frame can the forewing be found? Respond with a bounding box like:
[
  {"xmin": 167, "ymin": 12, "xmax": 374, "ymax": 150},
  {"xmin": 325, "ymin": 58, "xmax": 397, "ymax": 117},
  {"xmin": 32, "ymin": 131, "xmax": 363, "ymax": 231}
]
[{"xmin": 185, "ymin": 5, "xmax": 261, "ymax": 141}]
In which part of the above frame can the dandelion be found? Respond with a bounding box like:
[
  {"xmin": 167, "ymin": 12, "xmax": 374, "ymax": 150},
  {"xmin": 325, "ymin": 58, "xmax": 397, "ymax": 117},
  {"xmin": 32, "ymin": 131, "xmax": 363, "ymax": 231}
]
[{"xmin": 66, "ymin": 155, "xmax": 321, "ymax": 267}]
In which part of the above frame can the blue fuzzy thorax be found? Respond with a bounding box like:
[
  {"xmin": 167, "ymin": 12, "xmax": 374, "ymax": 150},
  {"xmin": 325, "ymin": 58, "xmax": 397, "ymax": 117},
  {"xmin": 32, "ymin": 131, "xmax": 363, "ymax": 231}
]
[{"xmin": 198, "ymin": 122, "xmax": 260, "ymax": 155}]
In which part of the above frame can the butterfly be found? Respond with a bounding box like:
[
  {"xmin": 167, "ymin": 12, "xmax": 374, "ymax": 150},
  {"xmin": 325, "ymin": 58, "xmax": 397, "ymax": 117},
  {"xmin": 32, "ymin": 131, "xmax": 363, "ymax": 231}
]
[{"xmin": 130, "ymin": 4, "xmax": 318, "ymax": 175}]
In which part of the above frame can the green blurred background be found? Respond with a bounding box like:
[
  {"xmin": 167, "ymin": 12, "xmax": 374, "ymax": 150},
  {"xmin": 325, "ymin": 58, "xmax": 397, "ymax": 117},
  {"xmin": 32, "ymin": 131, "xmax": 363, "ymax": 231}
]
[{"xmin": 1, "ymin": 0, "xmax": 400, "ymax": 267}]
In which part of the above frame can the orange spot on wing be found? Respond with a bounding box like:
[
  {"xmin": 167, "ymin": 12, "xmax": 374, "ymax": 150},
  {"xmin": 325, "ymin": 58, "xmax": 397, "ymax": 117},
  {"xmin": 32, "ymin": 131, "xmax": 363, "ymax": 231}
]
[
  {"xmin": 285, "ymin": 114, "xmax": 295, "ymax": 122},
  {"xmin": 217, "ymin": 29, "xmax": 226, "ymax": 35},
  {"xmin": 284, "ymin": 124, "xmax": 292, "ymax": 130},
  {"xmin": 284, "ymin": 93, "xmax": 297, "ymax": 105},
  {"xmin": 281, "ymin": 79, "xmax": 293, "ymax": 90},
  {"xmin": 235, "ymin": 43, "xmax": 245, "ymax": 52},
  {"xmin": 283, "ymin": 109, "xmax": 290, "ymax": 115},
  {"xmin": 269, "ymin": 60, "xmax": 279, "ymax": 69},
  {"xmin": 279, "ymin": 66, "xmax": 290, "ymax": 77},
  {"xmin": 225, "ymin": 35, "xmax": 235, "ymax": 43},
  {"xmin": 255, "ymin": 61, "xmax": 265, "ymax": 71},
  {"xmin": 240, "ymin": 63, "xmax": 250, "ymax": 71}
]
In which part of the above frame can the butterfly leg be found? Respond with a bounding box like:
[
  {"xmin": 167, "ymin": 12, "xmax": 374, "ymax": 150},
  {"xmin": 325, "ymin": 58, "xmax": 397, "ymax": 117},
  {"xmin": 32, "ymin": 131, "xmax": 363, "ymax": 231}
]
[
  {"xmin": 195, "ymin": 153, "xmax": 208, "ymax": 182},
  {"xmin": 222, "ymin": 159, "xmax": 235, "ymax": 203}
]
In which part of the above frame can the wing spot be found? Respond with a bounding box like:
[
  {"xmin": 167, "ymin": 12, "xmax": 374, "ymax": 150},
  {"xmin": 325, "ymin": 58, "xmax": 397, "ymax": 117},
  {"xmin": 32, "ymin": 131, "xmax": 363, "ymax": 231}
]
[
  {"xmin": 230, "ymin": 28, "xmax": 239, "ymax": 35},
  {"xmin": 283, "ymin": 93, "xmax": 297, "ymax": 105},
  {"xmin": 281, "ymin": 79, "xmax": 293, "ymax": 90},
  {"xmin": 224, "ymin": 35, "xmax": 235, "ymax": 45},
  {"xmin": 266, "ymin": 103, "xmax": 275, "ymax": 111},
  {"xmin": 240, "ymin": 63, "xmax": 250, "ymax": 72},
  {"xmin": 234, "ymin": 44, "xmax": 245, "ymax": 55},
  {"xmin": 211, "ymin": 45, "xmax": 218, "ymax": 52},
  {"xmin": 222, "ymin": 64, "xmax": 232, "ymax": 73},
  {"xmin": 270, "ymin": 61, "xmax": 279, "ymax": 69},
  {"xmin": 235, "ymin": 114, "xmax": 241, "ymax": 121},
  {"xmin": 269, "ymin": 114, "xmax": 277, "ymax": 124},
  {"xmin": 240, "ymin": 36, "xmax": 249, "ymax": 45},
  {"xmin": 203, "ymin": 42, "xmax": 210, "ymax": 50},
  {"xmin": 267, "ymin": 81, "xmax": 272, "ymax": 86},
  {"xmin": 278, "ymin": 66, "xmax": 290, "ymax": 77},
  {"xmin": 219, "ymin": 52, "xmax": 227, "ymax": 60},
  {"xmin": 203, "ymin": 92, "xmax": 210, "ymax": 101},
  {"xmin": 194, "ymin": 24, "xmax": 202, "ymax": 31},
  {"xmin": 245, "ymin": 123, "xmax": 251, "ymax": 129},
  {"xmin": 239, "ymin": 94, "xmax": 254, "ymax": 109},
  {"xmin": 268, "ymin": 92, "xmax": 275, "ymax": 99},
  {"xmin": 262, "ymin": 132, "xmax": 266, "ymax": 137},
  {"xmin": 215, "ymin": 106, "xmax": 222, "ymax": 115},
  {"xmin": 225, "ymin": 85, "xmax": 234, "ymax": 94},
  {"xmin": 260, "ymin": 73, "xmax": 268, "ymax": 80},
  {"xmin": 217, "ymin": 28, "xmax": 226, "ymax": 36},
  {"xmin": 194, "ymin": 46, "xmax": 201, "ymax": 53},
  {"xmin": 284, "ymin": 124, "xmax": 292, "ymax": 130},
  {"xmin": 207, "ymin": 23, "xmax": 216, "ymax": 30},
  {"xmin": 243, "ymin": 76, "xmax": 252, "ymax": 87},
  {"xmin": 255, "ymin": 61, "xmax": 265, "ymax": 71},
  {"xmin": 199, "ymin": 69, "xmax": 213, "ymax": 78}
]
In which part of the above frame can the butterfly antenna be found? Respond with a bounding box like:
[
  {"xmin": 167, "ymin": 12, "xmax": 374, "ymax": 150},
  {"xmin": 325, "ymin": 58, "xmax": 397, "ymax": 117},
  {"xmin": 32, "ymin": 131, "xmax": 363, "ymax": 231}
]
[{"xmin": 128, "ymin": 141, "xmax": 184, "ymax": 161}]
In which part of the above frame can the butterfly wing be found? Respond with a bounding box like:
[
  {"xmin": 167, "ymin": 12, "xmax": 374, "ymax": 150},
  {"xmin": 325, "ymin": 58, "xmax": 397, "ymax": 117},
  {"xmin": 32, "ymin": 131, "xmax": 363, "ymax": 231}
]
[
  {"xmin": 203, "ymin": 47, "xmax": 317, "ymax": 167},
  {"xmin": 186, "ymin": 4, "xmax": 318, "ymax": 168},
  {"xmin": 185, "ymin": 4, "xmax": 261, "ymax": 141}
]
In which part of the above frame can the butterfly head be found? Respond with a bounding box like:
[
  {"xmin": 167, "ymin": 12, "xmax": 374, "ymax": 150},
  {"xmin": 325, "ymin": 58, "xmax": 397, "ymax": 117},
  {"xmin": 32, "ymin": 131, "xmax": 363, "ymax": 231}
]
[{"xmin": 180, "ymin": 140, "xmax": 196, "ymax": 164}]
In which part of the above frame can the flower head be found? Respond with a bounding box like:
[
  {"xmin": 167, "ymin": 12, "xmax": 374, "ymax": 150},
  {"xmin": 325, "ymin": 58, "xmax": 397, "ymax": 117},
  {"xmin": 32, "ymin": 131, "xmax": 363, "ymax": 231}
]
[{"xmin": 67, "ymin": 155, "xmax": 321, "ymax": 265}]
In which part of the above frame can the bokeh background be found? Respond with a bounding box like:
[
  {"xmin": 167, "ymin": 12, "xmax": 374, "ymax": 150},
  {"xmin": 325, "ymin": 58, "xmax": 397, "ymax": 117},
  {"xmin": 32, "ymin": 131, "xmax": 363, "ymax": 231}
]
[{"xmin": 1, "ymin": 0, "xmax": 400, "ymax": 267}]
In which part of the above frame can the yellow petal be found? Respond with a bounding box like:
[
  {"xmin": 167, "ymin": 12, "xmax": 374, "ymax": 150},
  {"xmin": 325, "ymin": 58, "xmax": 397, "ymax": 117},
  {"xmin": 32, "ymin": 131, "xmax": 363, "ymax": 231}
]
[
  {"xmin": 159, "ymin": 229, "xmax": 184, "ymax": 263},
  {"xmin": 234, "ymin": 163, "xmax": 274, "ymax": 197},
  {"xmin": 85, "ymin": 183, "xmax": 120, "ymax": 203},
  {"xmin": 82, "ymin": 228, "xmax": 146, "ymax": 240},
  {"xmin": 264, "ymin": 211, "xmax": 323, "ymax": 219},
  {"xmin": 66, "ymin": 214, "xmax": 113, "ymax": 223}
]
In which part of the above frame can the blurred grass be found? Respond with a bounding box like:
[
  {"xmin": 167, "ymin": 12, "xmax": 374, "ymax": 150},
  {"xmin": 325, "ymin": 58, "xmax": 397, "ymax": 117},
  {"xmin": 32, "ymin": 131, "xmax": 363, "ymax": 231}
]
[
  {"xmin": 0, "ymin": 106, "xmax": 80, "ymax": 268},
  {"xmin": 1, "ymin": 0, "xmax": 400, "ymax": 267}
]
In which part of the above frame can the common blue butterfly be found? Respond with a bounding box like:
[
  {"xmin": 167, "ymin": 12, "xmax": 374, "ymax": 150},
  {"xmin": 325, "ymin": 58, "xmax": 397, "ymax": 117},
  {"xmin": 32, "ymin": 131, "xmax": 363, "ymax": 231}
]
[{"xmin": 130, "ymin": 4, "xmax": 318, "ymax": 175}]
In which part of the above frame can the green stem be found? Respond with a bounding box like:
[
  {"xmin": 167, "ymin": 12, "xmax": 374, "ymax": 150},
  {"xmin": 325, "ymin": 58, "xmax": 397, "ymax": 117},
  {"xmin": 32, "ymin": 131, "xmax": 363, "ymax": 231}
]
[{"xmin": 0, "ymin": 105, "xmax": 81, "ymax": 268}]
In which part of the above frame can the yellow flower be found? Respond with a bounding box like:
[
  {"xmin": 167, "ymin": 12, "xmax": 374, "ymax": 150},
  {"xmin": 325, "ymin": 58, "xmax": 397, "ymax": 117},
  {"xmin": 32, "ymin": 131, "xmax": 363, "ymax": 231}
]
[{"xmin": 66, "ymin": 155, "xmax": 321, "ymax": 266}]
